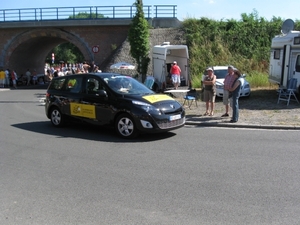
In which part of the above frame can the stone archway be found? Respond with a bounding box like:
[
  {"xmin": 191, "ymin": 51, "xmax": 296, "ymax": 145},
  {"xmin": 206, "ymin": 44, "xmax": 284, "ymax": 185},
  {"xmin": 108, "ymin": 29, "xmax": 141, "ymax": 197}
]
[{"xmin": 4, "ymin": 28, "xmax": 93, "ymax": 75}]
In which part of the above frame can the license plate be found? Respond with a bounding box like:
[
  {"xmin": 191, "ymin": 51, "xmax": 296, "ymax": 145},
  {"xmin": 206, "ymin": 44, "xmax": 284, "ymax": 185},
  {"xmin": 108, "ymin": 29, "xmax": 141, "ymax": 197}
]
[{"xmin": 169, "ymin": 114, "xmax": 181, "ymax": 121}]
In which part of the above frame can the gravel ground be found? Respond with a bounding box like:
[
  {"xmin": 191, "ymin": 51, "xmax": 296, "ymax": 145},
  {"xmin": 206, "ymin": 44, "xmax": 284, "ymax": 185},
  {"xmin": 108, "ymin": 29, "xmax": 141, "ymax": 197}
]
[{"xmin": 172, "ymin": 87, "xmax": 300, "ymax": 127}]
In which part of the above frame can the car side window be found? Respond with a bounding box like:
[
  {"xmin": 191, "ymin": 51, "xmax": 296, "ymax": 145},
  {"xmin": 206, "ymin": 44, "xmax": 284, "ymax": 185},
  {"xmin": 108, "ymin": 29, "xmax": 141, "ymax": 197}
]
[
  {"xmin": 86, "ymin": 78, "xmax": 105, "ymax": 94},
  {"xmin": 66, "ymin": 77, "xmax": 82, "ymax": 93},
  {"xmin": 49, "ymin": 78, "xmax": 66, "ymax": 90}
]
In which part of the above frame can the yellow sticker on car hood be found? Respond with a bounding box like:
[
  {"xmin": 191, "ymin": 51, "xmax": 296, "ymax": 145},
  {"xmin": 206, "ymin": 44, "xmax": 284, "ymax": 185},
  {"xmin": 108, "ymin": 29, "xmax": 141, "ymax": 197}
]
[{"xmin": 142, "ymin": 94, "xmax": 174, "ymax": 103}]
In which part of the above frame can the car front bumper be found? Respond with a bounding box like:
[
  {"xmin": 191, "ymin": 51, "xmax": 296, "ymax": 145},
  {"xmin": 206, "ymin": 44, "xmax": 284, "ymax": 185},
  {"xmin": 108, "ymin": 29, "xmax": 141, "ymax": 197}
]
[{"xmin": 216, "ymin": 88, "xmax": 251, "ymax": 98}]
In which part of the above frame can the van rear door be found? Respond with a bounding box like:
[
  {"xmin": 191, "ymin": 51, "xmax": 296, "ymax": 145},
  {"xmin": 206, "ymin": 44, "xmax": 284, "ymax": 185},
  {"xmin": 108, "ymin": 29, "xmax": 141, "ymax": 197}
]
[{"xmin": 293, "ymin": 54, "xmax": 300, "ymax": 92}]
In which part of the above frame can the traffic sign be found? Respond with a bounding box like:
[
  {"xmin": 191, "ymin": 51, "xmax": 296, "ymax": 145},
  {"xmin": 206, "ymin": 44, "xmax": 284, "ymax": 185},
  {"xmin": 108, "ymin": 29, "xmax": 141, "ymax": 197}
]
[{"xmin": 92, "ymin": 46, "xmax": 99, "ymax": 53}]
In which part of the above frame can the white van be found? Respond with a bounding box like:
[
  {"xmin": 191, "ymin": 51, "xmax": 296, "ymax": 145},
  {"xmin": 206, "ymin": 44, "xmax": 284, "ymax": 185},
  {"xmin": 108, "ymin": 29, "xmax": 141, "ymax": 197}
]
[
  {"xmin": 152, "ymin": 42, "xmax": 190, "ymax": 91},
  {"xmin": 269, "ymin": 19, "xmax": 300, "ymax": 93}
]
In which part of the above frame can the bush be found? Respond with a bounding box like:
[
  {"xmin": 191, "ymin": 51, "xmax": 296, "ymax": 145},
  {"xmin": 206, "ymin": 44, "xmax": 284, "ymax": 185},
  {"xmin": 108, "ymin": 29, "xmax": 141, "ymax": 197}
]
[
  {"xmin": 245, "ymin": 71, "xmax": 277, "ymax": 88},
  {"xmin": 183, "ymin": 12, "xmax": 300, "ymax": 88}
]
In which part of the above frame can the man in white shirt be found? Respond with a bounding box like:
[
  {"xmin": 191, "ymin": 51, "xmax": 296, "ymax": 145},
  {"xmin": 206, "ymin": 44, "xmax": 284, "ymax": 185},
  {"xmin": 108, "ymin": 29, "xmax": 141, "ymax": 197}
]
[{"xmin": 25, "ymin": 69, "xmax": 31, "ymax": 86}]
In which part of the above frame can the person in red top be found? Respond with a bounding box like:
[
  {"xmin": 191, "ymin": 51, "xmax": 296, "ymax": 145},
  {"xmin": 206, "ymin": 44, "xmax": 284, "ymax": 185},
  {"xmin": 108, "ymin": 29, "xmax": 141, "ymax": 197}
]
[
  {"xmin": 11, "ymin": 70, "xmax": 18, "ymax": 89},
  {"xmin": 170, "ymin": 61, "xmax": 181, "ymax": 89}
]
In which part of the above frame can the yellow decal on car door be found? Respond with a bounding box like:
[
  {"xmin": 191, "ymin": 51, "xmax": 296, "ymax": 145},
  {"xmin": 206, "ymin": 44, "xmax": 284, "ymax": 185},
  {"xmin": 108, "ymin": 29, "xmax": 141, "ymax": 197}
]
[{"xmin": 70, "ymin": 103, "xmax": 96, "ymax": 119}]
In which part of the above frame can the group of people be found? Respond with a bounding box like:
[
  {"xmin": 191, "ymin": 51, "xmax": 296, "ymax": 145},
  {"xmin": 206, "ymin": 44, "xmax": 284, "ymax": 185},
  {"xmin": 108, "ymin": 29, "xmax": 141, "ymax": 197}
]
[
  {"xmin": 202, "ymin": 65, "xmax": 243, "ymax": 123},
  {"xmin": 0, "ymin": 68, "xmax": 23, "ymax": 89},
  {"xmin": 169, "ymin": 61, "xmax": 242, "ymax": 123},
  {"xmin": 45, "ymin": 61, "xmax": 102, "ymax": 79},
  {"xmin": 0, "ymin": 61, "xmax": 102, "ymax": 89},
  {"xmin": 0, "ymin": 67, "xmax": 41, "ymax": 88}
]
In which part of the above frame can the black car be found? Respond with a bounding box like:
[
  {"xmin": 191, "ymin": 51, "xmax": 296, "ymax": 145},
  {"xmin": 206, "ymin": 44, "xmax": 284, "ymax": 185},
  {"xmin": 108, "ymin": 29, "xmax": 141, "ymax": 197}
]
[{"xmin": 45, "ymin": 73, "xmax": 185, "ymax": 138}]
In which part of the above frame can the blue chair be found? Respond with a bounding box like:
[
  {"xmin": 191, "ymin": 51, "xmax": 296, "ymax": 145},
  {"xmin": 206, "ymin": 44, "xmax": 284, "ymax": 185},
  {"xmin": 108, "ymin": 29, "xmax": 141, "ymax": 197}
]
[
  {"xmin": 144, "ymin": 76, "xmax": 155, "ymax": 90},
  {"xmin": 277, "ymin": 78, "xmax": 299, "ymax": 105},
  {"xmin": 183, "ymin": 89, "xmax": 198, "ymax": 109}
]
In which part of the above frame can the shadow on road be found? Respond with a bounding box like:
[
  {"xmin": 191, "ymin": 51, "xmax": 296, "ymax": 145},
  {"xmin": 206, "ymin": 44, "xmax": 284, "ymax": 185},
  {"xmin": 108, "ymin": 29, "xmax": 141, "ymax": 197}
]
[{"xmin": 12, "ymin": 121, "xmax": 177, "ymax": 143}]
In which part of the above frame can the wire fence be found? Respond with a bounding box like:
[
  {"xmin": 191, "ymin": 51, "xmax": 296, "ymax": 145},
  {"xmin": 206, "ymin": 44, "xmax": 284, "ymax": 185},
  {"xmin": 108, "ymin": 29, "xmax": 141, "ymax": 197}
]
[{"xmin": 0, "ymin": 5, "xmax": 177, "ymax": 22}]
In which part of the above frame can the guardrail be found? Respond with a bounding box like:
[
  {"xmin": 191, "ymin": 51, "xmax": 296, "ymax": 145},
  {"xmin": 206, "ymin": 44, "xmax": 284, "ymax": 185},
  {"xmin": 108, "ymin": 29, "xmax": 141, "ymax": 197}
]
[{"xmin": 0, "ymin": 5, "xmax": 177, "ymax": 22}]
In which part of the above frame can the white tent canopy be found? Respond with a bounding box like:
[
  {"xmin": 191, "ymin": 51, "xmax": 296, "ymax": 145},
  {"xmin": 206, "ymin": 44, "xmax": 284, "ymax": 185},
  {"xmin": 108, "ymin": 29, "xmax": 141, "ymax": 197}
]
[{"xmin": 110, "ymin": 62, "xmax": 135, "ymax": 70}]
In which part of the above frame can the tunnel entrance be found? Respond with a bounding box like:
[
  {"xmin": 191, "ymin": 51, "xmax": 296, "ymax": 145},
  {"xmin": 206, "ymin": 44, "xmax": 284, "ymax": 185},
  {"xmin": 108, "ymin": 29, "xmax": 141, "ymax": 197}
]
[{"xmin": 5, "ymin": 28, "xmax": 92, "ymax": 76}]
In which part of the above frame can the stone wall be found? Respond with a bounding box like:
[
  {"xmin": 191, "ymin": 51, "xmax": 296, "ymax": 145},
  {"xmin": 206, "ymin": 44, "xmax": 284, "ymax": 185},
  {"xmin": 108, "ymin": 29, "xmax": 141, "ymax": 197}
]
[{"xmin": 105, "ymin": 28, "xmax": 186, "ymax": 77}]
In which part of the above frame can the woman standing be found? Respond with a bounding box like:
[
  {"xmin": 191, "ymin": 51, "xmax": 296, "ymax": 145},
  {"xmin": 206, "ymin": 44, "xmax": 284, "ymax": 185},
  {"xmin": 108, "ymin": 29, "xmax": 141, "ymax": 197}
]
[
  {"xmin": 202, "ymin": 67, "xmax": 216, "ymax": 116},
  {"xmin": 11, "ymin": 70, "xmax": 18, "ymax": 89},
  {"xmin": 228, "ymin": 70, "xmax": 243, "ymax": 123}
]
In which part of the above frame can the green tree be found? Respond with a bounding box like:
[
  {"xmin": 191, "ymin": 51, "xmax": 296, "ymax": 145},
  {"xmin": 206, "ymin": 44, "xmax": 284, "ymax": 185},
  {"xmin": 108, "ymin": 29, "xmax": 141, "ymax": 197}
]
[
  {"xmin": 68, "ymin": 12, "xmax": 105, "ymax": 19},
  {"xmin": 128, "ymin": 0, "xmax": 150, "ymax": 82},
  {"xmin": 47, "ymin": 43, "xmax": 84, "ymax": 64},
  {"xmin": 182, "ymin": 11, "xmax": 300, "ymax": 82}
]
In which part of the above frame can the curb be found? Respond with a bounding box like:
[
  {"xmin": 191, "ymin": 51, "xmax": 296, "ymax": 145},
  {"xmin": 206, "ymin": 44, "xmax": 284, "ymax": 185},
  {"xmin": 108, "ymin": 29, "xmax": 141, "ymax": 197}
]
[{"xmin": 185, "ymin": 120, "xmax": 300, "ymax": 130}]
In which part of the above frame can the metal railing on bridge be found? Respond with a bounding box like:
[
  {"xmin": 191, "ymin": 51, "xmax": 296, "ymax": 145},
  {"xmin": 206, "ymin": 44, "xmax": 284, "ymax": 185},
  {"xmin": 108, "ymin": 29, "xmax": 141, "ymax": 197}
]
[{"xmin": 0, "ymin": 5, "xmax": 177, "ymax": 22}]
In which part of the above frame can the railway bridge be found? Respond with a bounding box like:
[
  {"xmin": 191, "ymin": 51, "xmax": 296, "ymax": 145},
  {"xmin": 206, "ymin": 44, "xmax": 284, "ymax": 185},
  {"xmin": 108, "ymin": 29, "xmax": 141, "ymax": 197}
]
[{"xmin": 0, "ymin": 5, "xmax": 180, "ymax": 75}]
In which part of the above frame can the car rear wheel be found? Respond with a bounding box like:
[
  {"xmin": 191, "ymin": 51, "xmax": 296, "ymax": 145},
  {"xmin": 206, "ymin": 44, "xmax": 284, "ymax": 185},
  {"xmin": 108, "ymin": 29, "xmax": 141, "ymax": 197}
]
[
  {"xmin": 50, "ymin": 107, "xmax": 65, "ymax": 127},
  {"xmin": 115, "ymin": 113, "xmax": 138, "ymax": 138}
]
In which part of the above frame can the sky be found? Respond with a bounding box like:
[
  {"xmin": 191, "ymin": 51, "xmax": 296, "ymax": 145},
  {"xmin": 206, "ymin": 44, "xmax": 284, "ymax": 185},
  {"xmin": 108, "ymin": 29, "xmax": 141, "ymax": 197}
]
[{"xmin": 1, "ymin": 0, "xmax": 300, "ymax": 22}]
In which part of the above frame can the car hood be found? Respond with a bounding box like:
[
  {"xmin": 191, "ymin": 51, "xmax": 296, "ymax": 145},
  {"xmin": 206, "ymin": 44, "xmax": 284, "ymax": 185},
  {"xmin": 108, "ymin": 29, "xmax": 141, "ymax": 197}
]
[
  {"xmin": 216, "ymin": 78, "xmax": 224, "ymax": 86},
  {"xmin": 121, "ymin": 93, "xmax": 178, "ymax": 104},
  {"xmin": 123, "ymin": 94, "xmax": 182, "ymax": 112},
  {"xmin": 215, "ymin": 78, "xmax": 249, "ymax": 87}
]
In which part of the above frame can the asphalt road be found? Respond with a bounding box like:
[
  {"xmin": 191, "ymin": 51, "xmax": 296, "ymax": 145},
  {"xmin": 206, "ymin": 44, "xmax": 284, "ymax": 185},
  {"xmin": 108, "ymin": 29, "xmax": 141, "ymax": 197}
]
[{"xmin": 1, "ymin": 88, "xmax": 300, "ymax": 225}]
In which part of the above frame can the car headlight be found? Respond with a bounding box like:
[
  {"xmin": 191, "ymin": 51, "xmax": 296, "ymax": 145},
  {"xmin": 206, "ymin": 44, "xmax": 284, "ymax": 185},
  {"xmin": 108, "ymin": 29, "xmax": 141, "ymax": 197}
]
[
  {"xmin": 216, "ymin": 85, "xmax": 223, "ymax": 89},
  {"xmin": 132, "ymin": 100, "xmax": 161, "ymax": 114}
]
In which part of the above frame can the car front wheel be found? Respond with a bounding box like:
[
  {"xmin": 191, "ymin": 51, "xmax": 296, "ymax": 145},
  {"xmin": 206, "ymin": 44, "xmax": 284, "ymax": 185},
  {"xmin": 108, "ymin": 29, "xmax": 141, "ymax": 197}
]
[
  {"xmin": 115, "ymin": 113, "xmax": 138, "ymax": 138},
  {"xmin": 50, "ymin": 107, "xmax": 65, "ymax": 127}
]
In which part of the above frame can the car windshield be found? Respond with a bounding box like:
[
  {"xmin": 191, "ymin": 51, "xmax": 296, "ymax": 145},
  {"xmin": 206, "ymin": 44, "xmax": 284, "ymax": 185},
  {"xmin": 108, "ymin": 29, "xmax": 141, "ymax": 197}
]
[
  {"xmin": 213, "ymin": 69, "xmax": 228, "ymax": 79},
  {"xmin": 102, "ymin": 74, "xmax": 154, "ymax": 95},
  {"xmin": 204, "ymin": 69, "xmax": 228, "ymax": 79}
]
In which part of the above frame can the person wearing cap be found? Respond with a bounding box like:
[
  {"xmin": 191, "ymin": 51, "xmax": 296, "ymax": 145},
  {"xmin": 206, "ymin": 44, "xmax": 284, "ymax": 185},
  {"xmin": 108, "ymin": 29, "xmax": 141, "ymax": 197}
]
[
  {"xmin": 202, "ymin": 67, "xmax": 216, "ymax": 116},
  {"xmin": 228, "ymin": 69, "xmax": 242, "ymax": 122},
  {"xmin": 221, "ymin": 65, "xmax": 236, "ymax": 117},
  {"xmin": 170, "ymin": 61, "xmax": 181, "ymax": 89}
]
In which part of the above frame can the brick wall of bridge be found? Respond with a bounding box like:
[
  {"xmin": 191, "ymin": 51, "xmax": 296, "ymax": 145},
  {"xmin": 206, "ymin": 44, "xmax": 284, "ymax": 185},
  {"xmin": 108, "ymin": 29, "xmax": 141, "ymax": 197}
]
[{"xmin": 0, "ymin": 24, "xmax": 130, "ymax": 75}]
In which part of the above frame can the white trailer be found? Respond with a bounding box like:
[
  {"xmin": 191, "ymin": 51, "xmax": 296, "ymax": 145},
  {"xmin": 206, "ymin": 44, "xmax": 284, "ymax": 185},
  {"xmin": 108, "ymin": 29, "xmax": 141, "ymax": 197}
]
[
  {"xmin": 152, "ymin": 42, "xmax": 189, "ymax": 91},
  {"xmin": 269, "ymin": 19, "xmax": 300, "ymax": 93}
]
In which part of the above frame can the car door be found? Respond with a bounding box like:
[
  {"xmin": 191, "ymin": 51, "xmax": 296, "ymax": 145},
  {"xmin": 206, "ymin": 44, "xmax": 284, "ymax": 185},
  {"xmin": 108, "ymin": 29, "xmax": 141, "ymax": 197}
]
[
  {"xmin": 59, "ymin": 76, "xmax": 83, "ymax": 117},
  {"xmin": 81, "ymin": 76, "xmax": 115, "ymax": 125}
]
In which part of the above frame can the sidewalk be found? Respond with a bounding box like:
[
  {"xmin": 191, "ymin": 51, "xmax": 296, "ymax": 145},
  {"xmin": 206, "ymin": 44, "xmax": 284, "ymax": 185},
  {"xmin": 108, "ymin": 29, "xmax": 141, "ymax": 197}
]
[{"xmin": 185, "ymin": 114, "xmax": 300, "ymax": 130}]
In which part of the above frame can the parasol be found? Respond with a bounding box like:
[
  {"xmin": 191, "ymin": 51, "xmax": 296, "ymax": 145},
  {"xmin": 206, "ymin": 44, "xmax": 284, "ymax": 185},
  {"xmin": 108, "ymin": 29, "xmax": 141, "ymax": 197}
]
[{"xmin": 110, "ymin": 62, "xmax": 135, "ymax": 70}]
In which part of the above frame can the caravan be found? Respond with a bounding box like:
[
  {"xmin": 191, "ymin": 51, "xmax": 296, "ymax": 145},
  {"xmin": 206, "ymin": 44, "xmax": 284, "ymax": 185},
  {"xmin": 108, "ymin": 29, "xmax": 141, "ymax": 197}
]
[
  {"xmin": 152, "ymin": 42, "xmax": 190, "ymax": 91},
  {"xmin": 269, "ymin": 19, "xmax": 300, "ymax": 93}
]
